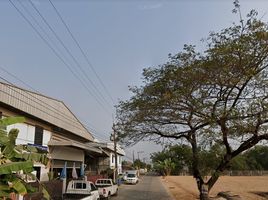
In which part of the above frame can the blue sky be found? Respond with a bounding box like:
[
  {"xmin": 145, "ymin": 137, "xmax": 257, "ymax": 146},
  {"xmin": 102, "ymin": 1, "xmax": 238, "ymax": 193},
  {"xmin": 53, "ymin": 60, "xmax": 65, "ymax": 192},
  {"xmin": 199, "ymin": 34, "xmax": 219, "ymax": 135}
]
[{"xmin": 1, "ymin": 0, "xmax": 268, "ymax": 161}]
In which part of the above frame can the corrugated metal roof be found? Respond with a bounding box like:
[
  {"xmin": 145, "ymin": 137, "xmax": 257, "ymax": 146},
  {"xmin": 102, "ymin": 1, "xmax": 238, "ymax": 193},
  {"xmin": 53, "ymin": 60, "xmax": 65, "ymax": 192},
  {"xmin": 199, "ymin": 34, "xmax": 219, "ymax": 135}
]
[
  {"xmin": 0, "ymin": 82, "xmax": 94, "ymax": 141},
  {"xmin": 91, "ymin": 142, "xmax": 125, "ymax": 156},
  {"xmin": 48, "ymin": 140, "xmax": 102, "ymax": 154}
]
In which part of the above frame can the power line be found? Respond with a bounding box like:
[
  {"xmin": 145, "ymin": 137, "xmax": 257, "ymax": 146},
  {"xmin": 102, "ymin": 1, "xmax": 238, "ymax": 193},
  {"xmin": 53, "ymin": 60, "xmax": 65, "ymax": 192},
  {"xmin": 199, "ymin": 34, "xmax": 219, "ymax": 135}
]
[
  {"xmin": 0, "ymin": 69, "xmax": 111, "ymax": 142},
  {"xmin": 15, "ymin": 0, "xmax": 75, "ymax": 73},
  {"xmin": 48, "ymin": 0, "xmax": 115, "ymax": 105},
  {"xmin": 0, "ymin": 66, "xmax": 39, "ymax": 93},
  {"xmin": 8, "ymin": 0, "xmax": 111, "ymax": 116},
  {"xmin": 0, "ymin": 76, "xmax": 88, "ymax": 134},
  {"xmin": 0, "ymin": 80, "xmax": 110, "ymax": 143},
  {"xmin": 7, "ymin": 0, "xmax": 114, "ymax": 142},
  {"xmin": 28, "ymin": 0, "xmax": 113, "ymax": 111}
]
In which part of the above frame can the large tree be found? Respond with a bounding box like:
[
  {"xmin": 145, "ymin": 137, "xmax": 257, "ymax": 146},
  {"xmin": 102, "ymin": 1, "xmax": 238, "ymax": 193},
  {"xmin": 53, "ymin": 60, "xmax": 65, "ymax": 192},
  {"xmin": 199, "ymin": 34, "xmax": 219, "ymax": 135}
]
[{"xmin": 116, "ymin": 3, "xmax": 268, "ymax": 200}]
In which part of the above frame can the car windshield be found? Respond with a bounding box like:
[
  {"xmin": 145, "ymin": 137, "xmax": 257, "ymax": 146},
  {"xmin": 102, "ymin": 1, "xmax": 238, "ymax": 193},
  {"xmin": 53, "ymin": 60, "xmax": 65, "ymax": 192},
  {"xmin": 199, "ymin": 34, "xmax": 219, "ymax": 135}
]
[{"xmin": 127, "ymin": 174, "xmax": 136, "ymax": 178}]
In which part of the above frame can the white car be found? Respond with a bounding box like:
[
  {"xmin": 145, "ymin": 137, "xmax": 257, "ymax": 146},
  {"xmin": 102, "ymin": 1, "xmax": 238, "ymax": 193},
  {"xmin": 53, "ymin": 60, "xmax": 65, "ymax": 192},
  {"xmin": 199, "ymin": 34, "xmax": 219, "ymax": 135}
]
[
  {"xmin": 125, "ymin": 173, "xmax": 138, "ymax": 184},
  {"xmin": 63, "ymin": 180, "xmax": 100, "ymax": 200},
  {"xmin": 95, "ymin": 178, "xmax": 118, "ymax": 199}
]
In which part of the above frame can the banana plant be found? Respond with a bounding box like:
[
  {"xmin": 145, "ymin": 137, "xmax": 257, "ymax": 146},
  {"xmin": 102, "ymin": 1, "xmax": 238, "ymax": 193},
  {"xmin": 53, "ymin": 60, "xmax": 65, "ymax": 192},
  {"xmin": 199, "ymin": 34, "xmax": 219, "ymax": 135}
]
[
  {"xmin": 0, "ymin": 116, "xmax": 49, "ymax": 199},
  {"xmin": 156, "ymin": 158, "xmax": 176, "ymax": 176}
]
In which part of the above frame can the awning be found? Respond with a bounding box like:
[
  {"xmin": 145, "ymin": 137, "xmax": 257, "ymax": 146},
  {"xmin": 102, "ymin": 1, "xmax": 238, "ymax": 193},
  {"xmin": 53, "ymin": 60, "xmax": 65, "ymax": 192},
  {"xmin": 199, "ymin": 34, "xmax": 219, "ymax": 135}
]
[
  {"xmin": 48, "ymin": 140, "xmax": 103, "ymax": 154},
  {"xmin": 49, "ymin": 146, "xmax": 84, "ymax": 162}
]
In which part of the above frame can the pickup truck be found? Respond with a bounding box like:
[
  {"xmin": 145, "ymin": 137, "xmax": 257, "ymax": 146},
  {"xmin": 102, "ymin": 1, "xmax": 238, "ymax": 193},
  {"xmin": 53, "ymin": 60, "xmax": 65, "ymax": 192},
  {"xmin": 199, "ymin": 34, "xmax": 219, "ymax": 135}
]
[
  {"xmin": 63, "ymin": 180, "xmax": 100, "ymax": 200},
  {"xmin": 125, "ymin": 173, "xmax": 139, "ymax": 184},
  {"xmin": 95, "ymin": 179, "xmax": 118, "ymax": 199}
]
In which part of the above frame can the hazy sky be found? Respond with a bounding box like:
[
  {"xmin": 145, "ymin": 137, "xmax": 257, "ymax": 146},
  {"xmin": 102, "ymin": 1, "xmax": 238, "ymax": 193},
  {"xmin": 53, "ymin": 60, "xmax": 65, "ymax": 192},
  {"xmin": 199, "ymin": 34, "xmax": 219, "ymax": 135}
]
[{"xmin": 1, "ymin": 0, "xmax": 268, "ymax": 161}]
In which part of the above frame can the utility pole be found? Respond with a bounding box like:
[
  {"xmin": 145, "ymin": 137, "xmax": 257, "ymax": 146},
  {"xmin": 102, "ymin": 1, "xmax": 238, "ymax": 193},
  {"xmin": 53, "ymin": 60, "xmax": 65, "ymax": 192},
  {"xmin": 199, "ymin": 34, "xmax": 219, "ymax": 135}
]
[
  {"xmin": 137, "ymin": 151, "xmax": 144, "ymax": 160},
  {"xmin": 132, "ymin": 150, "xmax": 135, "ymax": 163},
  {"xmin": 111, "ymin": 124, "xmax": 118, "ymax": 184},
  {"xmin": 137, "ymin": 151, "xmax": 144, "ymax": 177}
]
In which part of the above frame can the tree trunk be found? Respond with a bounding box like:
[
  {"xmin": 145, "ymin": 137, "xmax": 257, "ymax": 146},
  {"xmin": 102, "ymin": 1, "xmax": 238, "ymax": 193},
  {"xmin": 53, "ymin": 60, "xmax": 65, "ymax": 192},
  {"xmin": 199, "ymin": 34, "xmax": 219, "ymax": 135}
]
[
  {"xmin": 197, "ymin": 181, "xmax": 210, "ymax": 200},
  {"xmin": 190, "ymin": 133, "xmax": 210, "ymax": 199}
]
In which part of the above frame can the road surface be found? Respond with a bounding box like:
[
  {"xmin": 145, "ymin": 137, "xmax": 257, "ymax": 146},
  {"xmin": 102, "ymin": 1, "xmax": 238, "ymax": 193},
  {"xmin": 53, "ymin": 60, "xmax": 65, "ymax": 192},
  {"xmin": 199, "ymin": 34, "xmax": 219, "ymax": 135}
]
[{"xmin": 112, "ymin": 175, "xmax": 174, "ymax": 200}]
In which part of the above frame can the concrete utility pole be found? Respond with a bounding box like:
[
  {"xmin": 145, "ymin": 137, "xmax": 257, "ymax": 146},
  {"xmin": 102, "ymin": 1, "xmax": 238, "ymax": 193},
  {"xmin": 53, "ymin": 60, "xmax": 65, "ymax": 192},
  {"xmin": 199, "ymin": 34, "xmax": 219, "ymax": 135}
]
[
  {"xmin": 132, "ymin": 150, "xmax": 135, "ymax": 163},
  {"xmin": 111, "ymin": 124, "xmax": 118, "ymax": 183},
  {"xmin": 137, "ymin": 151, "xmax": 144, "ymax": 160}
]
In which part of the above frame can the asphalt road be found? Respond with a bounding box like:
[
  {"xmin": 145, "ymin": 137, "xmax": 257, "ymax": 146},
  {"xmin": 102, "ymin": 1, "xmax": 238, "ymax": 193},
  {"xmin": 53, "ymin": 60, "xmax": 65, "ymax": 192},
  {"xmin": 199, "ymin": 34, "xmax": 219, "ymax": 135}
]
[{"xmin": 111, "ymin": 175, "xmax": 174, "ymax": 200}]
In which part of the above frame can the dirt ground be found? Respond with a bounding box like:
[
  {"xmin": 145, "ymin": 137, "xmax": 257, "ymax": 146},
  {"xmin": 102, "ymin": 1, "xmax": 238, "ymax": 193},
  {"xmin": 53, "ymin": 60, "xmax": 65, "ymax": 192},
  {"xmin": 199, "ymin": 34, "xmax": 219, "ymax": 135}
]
[{"xmin": 161, "ymin": 176, "xmax": 268, "ymax": 200}]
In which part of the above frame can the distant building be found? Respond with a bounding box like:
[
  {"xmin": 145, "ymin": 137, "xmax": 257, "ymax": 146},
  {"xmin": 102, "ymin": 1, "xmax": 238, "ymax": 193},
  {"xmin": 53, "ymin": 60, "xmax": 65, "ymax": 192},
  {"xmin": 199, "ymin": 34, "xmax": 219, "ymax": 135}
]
[{"xmin": 94, "ymin": 142, "xmax": 125, "ymax": 174}]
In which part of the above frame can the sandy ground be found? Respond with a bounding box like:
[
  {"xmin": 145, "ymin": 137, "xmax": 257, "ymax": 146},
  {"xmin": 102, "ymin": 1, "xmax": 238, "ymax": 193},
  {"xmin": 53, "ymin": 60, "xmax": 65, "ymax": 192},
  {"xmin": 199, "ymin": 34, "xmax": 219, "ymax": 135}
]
[{"xmin": 161, "ymin": 176, "xmax": 268, "ymax": 200}]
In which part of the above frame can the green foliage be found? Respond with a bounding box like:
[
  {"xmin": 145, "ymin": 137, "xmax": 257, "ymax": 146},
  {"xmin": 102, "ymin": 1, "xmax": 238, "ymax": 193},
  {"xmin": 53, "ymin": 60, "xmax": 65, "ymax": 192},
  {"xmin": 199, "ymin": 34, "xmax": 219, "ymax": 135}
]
[
  {"xmin": 229, "ymin": 154, "xmax": 248, "ymax": 170},
  {"xmin": 151, "ymin": 144, "xmax": 192, "ymax": 175},
  {"xmin": 146, "ymin": 164, "xmax": 152, "ymax": 171},
  {"xmin": 229, "ymin": 145, "xmax": 268, "ymax": 170},
  {"xmin": 0, "ymin": 116, "xmax": 25, "ymax": 129},
  {"xmin": 133, "ymin": 159, "xmax": 147, "ymax": 169},
  {"xmin": 244, "ymin": 145, "xmax": 268, "ymax": 170},
  {"xmin": 0, "ymin": 161, "xmax": 33, "ymax": 175},
  {"xmin": 0, "ymin": 117, "xmax": 50, "ymax": 199},
  {"xmin": 154, "ymin": 158, "xmax": 175, "ymax": 176}
]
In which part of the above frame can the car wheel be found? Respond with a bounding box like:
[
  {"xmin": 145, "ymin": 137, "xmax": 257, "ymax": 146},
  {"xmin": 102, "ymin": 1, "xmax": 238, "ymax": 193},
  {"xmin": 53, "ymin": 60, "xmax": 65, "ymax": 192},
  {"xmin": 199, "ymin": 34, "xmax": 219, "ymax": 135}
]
[
  {"xmin": 114, "ymin": 189, "xmax": 118, "ymax": 196},
  {"xmin": 106, "ymin": 193, "xmax": 111, "ymax": 200}
]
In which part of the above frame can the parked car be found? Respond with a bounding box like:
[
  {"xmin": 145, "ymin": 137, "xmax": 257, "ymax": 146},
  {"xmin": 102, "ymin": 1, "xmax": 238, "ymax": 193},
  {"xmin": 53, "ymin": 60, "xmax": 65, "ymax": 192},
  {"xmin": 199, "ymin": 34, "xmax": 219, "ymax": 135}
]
[
  {"xmin": 63, "ymin": 180, "xmax": 100, "ymax": 200},
  {"xmin": 124, "ymin": 170, "xmax": 138, "ymax": 177},
  {"xmin": 125, "ymin": 173, "xmax": 138, "ymax": 184},
  {"xmin": 95, "ymin": 178, "xmax": 118, "ymax": 199}
]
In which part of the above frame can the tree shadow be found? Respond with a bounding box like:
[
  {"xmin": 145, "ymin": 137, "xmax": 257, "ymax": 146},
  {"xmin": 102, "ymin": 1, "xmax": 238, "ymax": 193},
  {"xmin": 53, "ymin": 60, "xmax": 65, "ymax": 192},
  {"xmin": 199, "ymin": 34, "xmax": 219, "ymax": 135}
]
[{"xmin": 250, "ymin": 191, "xmax": 268, "ymax": 198}]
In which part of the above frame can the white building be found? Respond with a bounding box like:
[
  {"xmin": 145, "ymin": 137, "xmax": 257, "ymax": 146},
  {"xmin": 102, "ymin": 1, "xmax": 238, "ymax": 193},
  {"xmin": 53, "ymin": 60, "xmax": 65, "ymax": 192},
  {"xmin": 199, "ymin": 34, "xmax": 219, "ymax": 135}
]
[{"xmin": 94, "ymin": 142, "xmax": 125, "ymax": 174}]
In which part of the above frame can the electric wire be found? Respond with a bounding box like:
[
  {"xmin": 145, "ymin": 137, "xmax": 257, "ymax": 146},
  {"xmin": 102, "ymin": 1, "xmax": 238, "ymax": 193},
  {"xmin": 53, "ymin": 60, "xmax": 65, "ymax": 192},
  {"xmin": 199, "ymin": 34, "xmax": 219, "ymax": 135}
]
[
  {"xmin": 0, "ymin": 69, "xmax": 111, "ymax": 142},
  {"xmin": 0, "ymin": 76, "xmax": 90, "ymax": 134},
  {"xmin": 28, "ymin": 0, "xmax": 113, "ymax": 110},
  {"xmin": 7, "ymin": 0, "xmax": 114, "ymax": 142},
  {"xmin": 8, "ymin": 0, "xmax": 111, "ymax": 116},
  {"xmin": 0, "ymin": 66, "xmax": 39, "ymax": 94},
  {"xmin": 0, "ymin": 83, "xmax": 111, "ymax": 143},
  {"xmin": 48, "ymin": 0, "xmax": 115, "ymax": 105},
  {"xmin": 15, "ymin": 0, "xmax": 75, "ymax": 74}
]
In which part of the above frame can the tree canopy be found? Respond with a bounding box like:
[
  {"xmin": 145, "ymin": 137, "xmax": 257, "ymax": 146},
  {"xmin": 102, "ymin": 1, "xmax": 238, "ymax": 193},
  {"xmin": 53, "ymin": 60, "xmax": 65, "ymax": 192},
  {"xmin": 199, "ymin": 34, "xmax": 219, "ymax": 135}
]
[
  {"xmin": 151, "ymin": 144, "xmax": 268, "ymax": 176},
  {"xmin": 116, "ymin": 3, "xmax": 268, "ymax": 199}
]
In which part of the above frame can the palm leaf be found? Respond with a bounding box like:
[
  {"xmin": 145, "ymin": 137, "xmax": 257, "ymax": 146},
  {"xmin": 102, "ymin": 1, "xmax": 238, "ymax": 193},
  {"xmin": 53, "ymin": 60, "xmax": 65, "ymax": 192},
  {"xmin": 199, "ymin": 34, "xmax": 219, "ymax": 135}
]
[
  {"xmin": 0, "ymin": 117, "xmax": 25, "ymax": 127},
  {"xmin": 0, "ymin": 130, "xmax": 9, "ymax": 145},
  {"xmin": 42, "ymin": 185, "xmax": 50, "ymax": 200},
  {"xmin": 0, "ymin": 161, "xmax": 33, "ymax": 175},
  {"xmin": 11, "ymin": 178, "xmax": 27, "ymax": 195}
]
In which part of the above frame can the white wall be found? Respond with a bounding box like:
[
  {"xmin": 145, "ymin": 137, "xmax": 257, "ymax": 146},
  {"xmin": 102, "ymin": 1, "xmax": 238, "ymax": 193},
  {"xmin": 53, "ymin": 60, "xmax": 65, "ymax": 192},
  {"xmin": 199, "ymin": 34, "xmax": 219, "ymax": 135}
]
[
  {"xmin": 43, "ymin": 130, "xmax": 51, "ymax": 146},
  {"xmin": 109, "ymin": 153, "xmax": 123, "ymax": 174},
  {"xmin": 7, "ymin": 123, "xmax": 52, "ymax": 182},
  {"xmin": 7, "ymin": 123, "xmax": 52, "ymax": 147},
  {"xmin": 7, "ymin": 123, "xmax": 35, "ymax": 145}
]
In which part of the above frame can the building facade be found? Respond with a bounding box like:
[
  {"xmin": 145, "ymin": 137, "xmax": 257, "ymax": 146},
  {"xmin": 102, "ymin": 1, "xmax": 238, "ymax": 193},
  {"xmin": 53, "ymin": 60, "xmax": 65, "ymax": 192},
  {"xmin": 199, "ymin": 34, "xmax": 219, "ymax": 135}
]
[
  {"xmin": 0, "ymin": 82, "xmax": 104, "ymax": 181},
  {"xmin": 94, "ymin": 142, "xmax": 125, "ymax": 174}
]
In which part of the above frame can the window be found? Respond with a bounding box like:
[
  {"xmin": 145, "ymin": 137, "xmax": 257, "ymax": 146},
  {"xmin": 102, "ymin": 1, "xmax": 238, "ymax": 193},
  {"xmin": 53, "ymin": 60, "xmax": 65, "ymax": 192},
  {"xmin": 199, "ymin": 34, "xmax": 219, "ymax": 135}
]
[
  {"xmin": 34, "ymin": 126, "xmax": 43, "ymax": 145},
  {"xmin": 75, "ymin": 182, "xmax": 87, "ymax": 189},
  {"xmin": 127, "ymin": 174, "xmax": 136, "ymax": 178},
  {"xmin": 112, "ymin": 155, "xmax": 114, "ymax": 163},
  {"xmin": 33, "ymin": 167, "xmax": 41, "ymax": 180}
]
